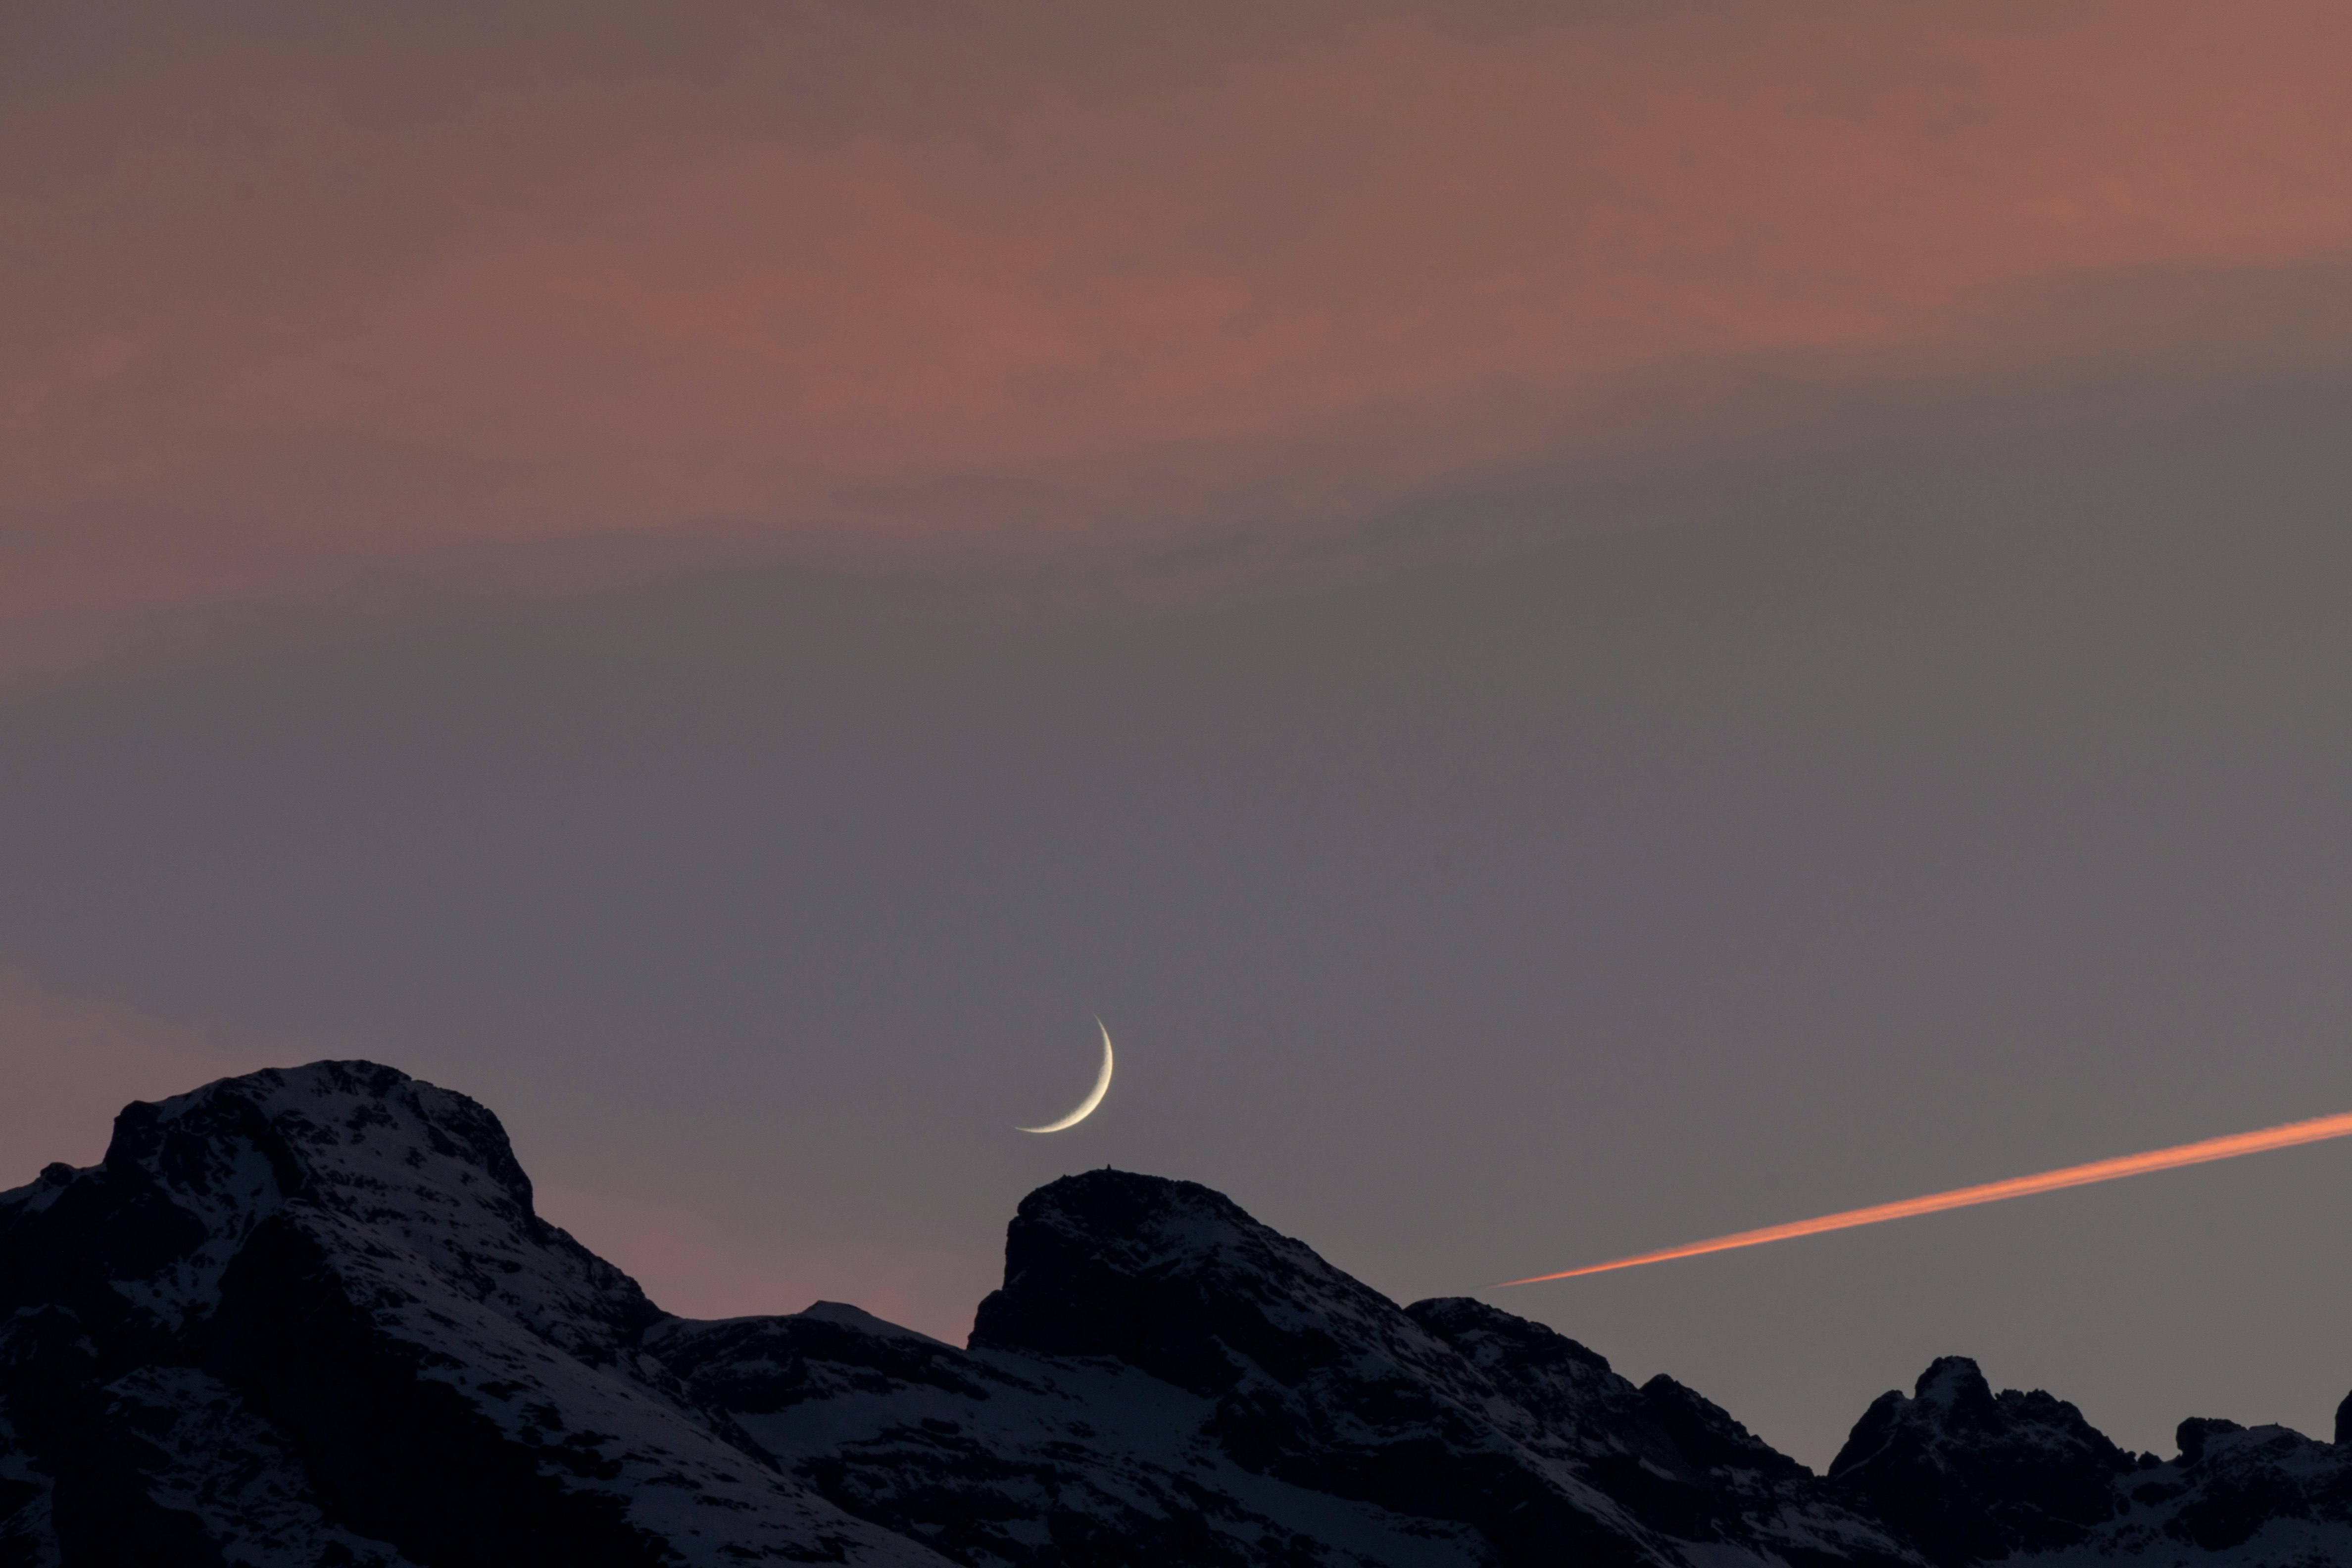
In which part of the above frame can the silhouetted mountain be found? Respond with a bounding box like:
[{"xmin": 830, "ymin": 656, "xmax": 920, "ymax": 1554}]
[
  {"xmin": 1829, "ymin": 1357, "xmax": 2352, "ymax": 1567},
  {"xmin": 3, "ymin": 1063, "xmax": 2348, "ymax": 1566}
]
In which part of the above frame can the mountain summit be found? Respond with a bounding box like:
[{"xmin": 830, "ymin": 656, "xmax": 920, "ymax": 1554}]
[{"xmin": 4, "ymin": 1063, "xmax": 2349, "ymax": 1566}]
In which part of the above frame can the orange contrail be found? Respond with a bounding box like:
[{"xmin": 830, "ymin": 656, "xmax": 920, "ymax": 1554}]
[{"xmin": 1497, "ymin": 1109, "xmax": 2352, "ymax": 1287}]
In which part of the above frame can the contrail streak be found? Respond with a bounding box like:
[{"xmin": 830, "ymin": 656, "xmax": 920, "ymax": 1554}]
[{"xmin": 1497, "ymin": 1108, "xmax": 2352, "ymax": 1287}]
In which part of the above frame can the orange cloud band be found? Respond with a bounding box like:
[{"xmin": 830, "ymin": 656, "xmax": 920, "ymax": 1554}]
[{"xmin": 1498, "ymin": 1109, "xmax": 2352, "ymax": 1287}]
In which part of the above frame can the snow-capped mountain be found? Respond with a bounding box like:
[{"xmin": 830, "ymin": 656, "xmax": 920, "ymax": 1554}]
[{"xmin": 2, "ymin": 1062, "xmax": 2348, "ymax": 1567}]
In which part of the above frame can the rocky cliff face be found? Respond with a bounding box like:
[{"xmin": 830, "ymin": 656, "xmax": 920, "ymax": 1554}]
[
  {"xmin": 947, "ymin": 1173, "xmax": 1905, "ymax": 1568},
  {"xmin": 1828, "ymin": 1357, "xmax": 2352, "ymax": 1568},
  {"xmin": 3, "ymin": 1062, "xmax": 2349, "ymax": 1567},
  {"xmin": 0, "ymin": 1062, "xmax": 940, "ymax": 1568}
]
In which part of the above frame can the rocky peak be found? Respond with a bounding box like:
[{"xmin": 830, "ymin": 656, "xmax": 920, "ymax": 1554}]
[
  {"xmin": 11, "ymin": 1060, "xmax": 655, "ymax": 1357},
  {"xmin": 1830, "ymin": 1356, "xmax": 2133, "ymax": 1568},
  {"xmin": 972, "ymin": 1171, "xmax": 1695, "ymax": 1565},
  {"xmin": 0, "ymin": 1063, "xmax": 942, "ymax": 1567},
  {"xmin": 2176, "ymin": 1417, "xmax": 2246, "ymax": 1467},
  {"xmin": 960, "ymin": 1172, "xmax": 1911, "ymax": 1567},
  {"xmin": 969, "ymin": 1169, "xmax": 1470, "ymax": 1402},
  {"xmin": 1909, "ymin": 1357, "xmax": 2003, "ymax": 1430}
]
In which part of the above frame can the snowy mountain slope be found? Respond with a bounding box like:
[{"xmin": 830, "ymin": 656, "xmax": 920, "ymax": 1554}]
[
  {"xmin": 955, "ymin": 1172, "xmax": 1915, "ymax": 1568},
  {"xmin": 663, "ymin": 1303, "xmax": 1495, "ymax": 1568},
  {"xmin": 0, "ymin": 1061, "xmax": 946, "ymax": 1567},
  {"xmin": 661, "ymin": 1170, "xmax": 1927, "ymax": 1568},
  {"xmin": 1402, "ymin": 1297, "xmax": 1903, "ymax": 1566},
  {"xmin": 5, "ymin": 1061, "xmax": 2352, "ymax": 1568}
]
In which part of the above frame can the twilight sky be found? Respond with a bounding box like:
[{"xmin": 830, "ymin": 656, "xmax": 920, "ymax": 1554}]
[{"xmin": 6, "ymin": 0, "xmax": 2352, "ymax": 1467}]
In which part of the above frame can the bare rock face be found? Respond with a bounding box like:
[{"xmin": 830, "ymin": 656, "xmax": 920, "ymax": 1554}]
[
  {"xmin": 1828, "ymin": 1356, "xmax": 2352, "ymax": 1567},
  {"xmin": 966, "ymin": 1172, "xmax": 1665, "ymax": 1564},
  {"xmin": 0, "ymin": 1062, "xmax": 942, "ymax": 1568},
  {"xmin": 1402, "ymin": 1296, "xmax": 1814, "ymax": 1539},
  {"xmin": 6, "ymin": 1063, "xmax": 2352, "ymax": 1567},
  {"xmin": 1827, "ymin": 1357, "xmax": 2135, "ymax": 1567}
]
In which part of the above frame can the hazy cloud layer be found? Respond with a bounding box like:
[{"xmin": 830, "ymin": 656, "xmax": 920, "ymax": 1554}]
[{"xmin": 7, "ymin": 0, "xmax": 2352, "ymax": 674}]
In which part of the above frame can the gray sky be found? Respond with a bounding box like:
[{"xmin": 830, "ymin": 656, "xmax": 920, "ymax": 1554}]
[{"xmin": 7, "ymin": 375, "xmax": 2351, "ymax": 1466}]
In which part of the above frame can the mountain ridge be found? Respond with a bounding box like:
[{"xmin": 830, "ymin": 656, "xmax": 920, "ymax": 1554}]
[{"xmin": 4, "ymin": 1061, "xmax": 2349, "ymax": 1567}]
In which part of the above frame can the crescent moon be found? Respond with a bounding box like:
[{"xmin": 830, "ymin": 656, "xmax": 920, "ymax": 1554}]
[{"xmin": 1017, "ymin": 1020, "xmax": 1114, "ymax": 1133}]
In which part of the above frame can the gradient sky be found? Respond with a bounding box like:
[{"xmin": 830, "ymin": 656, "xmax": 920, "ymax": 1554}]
[{"xmin": 5, "ymin": 0, "xmax": 2352, "ymax": 1468}]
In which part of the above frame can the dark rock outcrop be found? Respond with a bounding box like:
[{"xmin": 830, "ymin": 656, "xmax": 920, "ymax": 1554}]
[
  {"xmin": 1827, "ymin": 1357, "xmax": 2133, "ymax": 1567},
  {"xmin": 954, "ymin": 1172, "xmax": 1907, "ymax": 1566},
  {"xmin": 0, "ymin": 1062, "xmax": 939, "ymax": 1567}
]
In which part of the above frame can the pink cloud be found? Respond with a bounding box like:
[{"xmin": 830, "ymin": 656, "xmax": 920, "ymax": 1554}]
[{"xmin": 3, "ymin": 1, "xmax": 2350, "ymax": 676}]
